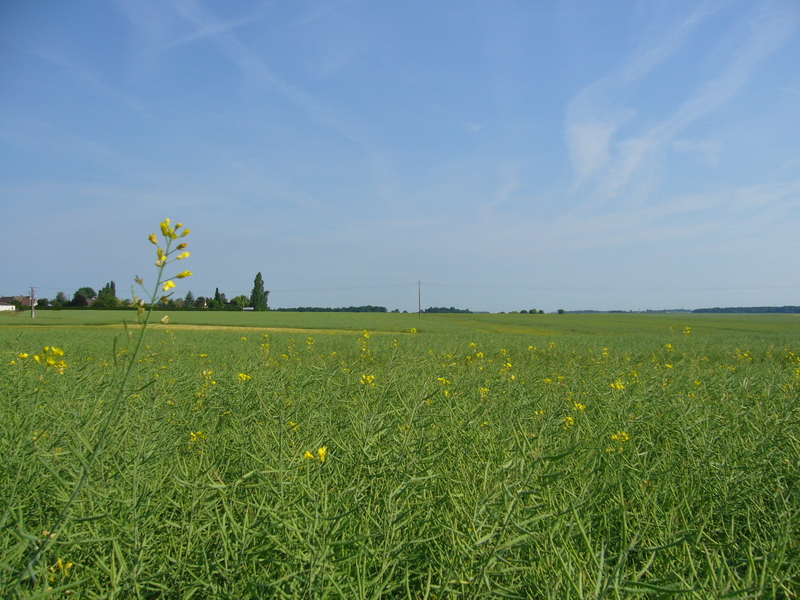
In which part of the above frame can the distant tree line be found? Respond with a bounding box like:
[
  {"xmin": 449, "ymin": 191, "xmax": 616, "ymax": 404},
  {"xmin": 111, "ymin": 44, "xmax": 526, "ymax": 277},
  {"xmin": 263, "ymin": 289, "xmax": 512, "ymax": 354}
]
[
  {"xmin": 32, "ymin": 273, "xmax": 271, "ymax": 311},
  {"xmin": 423, "ymin": 307, "xmax": 472, "ymax": 313},
  {"xmin": 693, "ymin": 306, "xmax": 800, "ymax": 314}
]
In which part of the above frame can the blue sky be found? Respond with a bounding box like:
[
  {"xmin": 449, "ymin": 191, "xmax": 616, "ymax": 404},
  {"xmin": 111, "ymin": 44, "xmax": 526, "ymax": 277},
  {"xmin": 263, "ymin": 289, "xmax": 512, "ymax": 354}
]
[{"xmin": 2, "ymin": 0, "xmax": 799, "ymax": 312}]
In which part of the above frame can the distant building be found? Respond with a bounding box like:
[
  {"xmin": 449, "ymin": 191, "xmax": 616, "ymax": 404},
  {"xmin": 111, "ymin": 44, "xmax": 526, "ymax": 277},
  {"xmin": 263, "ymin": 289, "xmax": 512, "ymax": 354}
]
[
  {"xmin": 0, "ymin": 295, "xmax": 32, "ymax": 308},
  {"xmin": 0, "ymin": 301, "xmax": 15, "ymax": 312}
]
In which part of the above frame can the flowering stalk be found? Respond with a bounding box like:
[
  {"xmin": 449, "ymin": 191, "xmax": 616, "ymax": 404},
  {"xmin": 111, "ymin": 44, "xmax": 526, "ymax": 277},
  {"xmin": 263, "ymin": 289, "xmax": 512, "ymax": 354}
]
[{"xmin": 13, "ymin": 220, "xmax": 191, "ymax": 591}]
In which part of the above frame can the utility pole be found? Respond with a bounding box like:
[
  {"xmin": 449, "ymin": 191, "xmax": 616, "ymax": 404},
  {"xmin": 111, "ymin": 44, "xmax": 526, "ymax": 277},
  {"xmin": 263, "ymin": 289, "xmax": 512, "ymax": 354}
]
[
  {"xmin": 418, "ymin": 281, "xmax": 421, "ymax": 319},
  {"xmin": 30, "ymin": 286, "xmax": 35, "ymax": 319}
]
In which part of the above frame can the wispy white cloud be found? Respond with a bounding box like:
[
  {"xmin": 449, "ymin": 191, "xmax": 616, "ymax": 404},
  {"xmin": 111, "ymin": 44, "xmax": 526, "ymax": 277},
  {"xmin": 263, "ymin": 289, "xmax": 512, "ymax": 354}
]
[
  {"xmin": 565, "ymin": 2, "xmax": 798, "ymax": 205},
  {"xmin": 565, "ymin": 3, "xmax": 716, "ymax": 190},
  {"xmin": 157, "ymin": 0, "xmax": 378, "ymax": 151},
  {"xmin": 114, "ymin": 0, "xmax": 398, "ymax": 209},
  {"xmin": 565, "ymin": 117, "xmax": 620, "ymax": 185},
  {"xmin": 478, "ymin": 163, "xmax": 522, "ymax": 215}
]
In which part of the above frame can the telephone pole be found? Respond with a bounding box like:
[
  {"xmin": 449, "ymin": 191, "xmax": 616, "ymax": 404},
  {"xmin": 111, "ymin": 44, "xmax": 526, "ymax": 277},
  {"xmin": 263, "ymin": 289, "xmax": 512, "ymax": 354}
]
[
  {"xmin": 30, "ymin": 286, "xmax": 35, "ymax": 319},
  {"xmin": 418, "ymin": 281, "xmax": 421, "ymax": 319}
]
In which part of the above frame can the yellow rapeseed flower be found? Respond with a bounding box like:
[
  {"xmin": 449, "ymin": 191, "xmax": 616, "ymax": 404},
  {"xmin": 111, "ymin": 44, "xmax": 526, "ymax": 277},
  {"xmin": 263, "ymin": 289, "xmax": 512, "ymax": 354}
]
[
  {"xmin": 317, "ymin": 446, "xmax": 327, "ymax": 463},
  {"xmin": 162, "ymin": 280, "xmax": 175, "ymax": 291},
  {"xmin": 56, "ymin": 558, "xmax": 73, "ymax": 577},
  {"xmin": 303, "ymin": 451, "xmax": 315, "ymax": 460},
  {"xmin": 175, "ymin": 270, "xmax": 192, "ymax": 279},
  {"xmin": 148, "ymin": 233, "xmax": 158, "ymax": 245},
  {"xmin": 237, "ymin": 373, "xmax": 251, "ymax": 382},
  {"xmin": 610, "ymin": 431, "xmax": 629, "ymax": 443},
  {"xmin": 160, "ymin": 218, "xmax": 177, "ymax": 238},
  {"xmin": 176, "ymin": 252, "xmax": 190, "ymax": 260}
]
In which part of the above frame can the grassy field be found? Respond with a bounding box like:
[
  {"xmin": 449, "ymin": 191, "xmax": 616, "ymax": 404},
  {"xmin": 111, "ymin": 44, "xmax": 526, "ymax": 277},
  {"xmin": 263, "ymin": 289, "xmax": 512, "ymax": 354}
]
[
  {"xmin": 1, "ymin": 311, "xmax": 799, "ymax": 598},
  {"xmin": 4, "ymin": 307, "xmax": 800, "ymax": 336}
]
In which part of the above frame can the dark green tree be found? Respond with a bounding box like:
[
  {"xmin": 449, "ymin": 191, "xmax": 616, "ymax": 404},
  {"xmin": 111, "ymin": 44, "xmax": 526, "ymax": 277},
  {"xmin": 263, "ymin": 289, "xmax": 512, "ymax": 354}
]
[
  {"xmin": 94, "ymin": 281, "xmax": 120, "ymax": 308},
  {"xmin": 71, "ymin": 287, "xmax": 96, "ymax": 307},
  {"xmin": 184, "ymin": 290, "xmax": 195, "ymax": 307},
  {"xmin": 212, "ymin": 288, "xmax": 227, "ymax": 310},
  {"xmin": 230, "ymin": 295, "xmax": 249, "ymax": 310},
  {"xmin": 250, "ymin": 272, "xmax": 268, "ymax": 311},
  {"xmin": 53, "ymin": 292, "xmax": 69, "ymax": 307}
]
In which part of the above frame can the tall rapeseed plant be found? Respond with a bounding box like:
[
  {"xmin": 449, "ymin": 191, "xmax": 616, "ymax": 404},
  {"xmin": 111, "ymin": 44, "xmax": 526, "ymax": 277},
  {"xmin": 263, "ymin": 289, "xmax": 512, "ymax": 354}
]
[{"xmin": 10, "ymin": 220, "xmax": 192, "ymax": 592}]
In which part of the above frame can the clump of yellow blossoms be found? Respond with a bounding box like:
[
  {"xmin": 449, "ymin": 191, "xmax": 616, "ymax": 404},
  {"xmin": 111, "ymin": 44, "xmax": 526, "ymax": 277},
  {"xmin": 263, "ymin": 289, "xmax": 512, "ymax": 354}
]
[
  {"xmin": 48, "ymin": 557, "xmax": 73, "ymax": 583},
  {"xmin": 32, "ymin": 346, "xmax": 67, "ymax": 375},
  {"xmin": 137, "ymin": 219, "xmax": 192, "ymax": 315},
  {"xmin": 237, "ymin": 373, "xmax": 252, "ymax": 382},
  {"xmin": 606, "ymin": 431, "xmax": 630, "ymax": 453},
  {"xmin": 611, "ymin": 431, "xmax": 629, "ymax": 443},
  {"xmin": 303, "ymin": 447, "xmax": 327, "ymax": 463},
  {"xmin": 188, "ymin": 431, "xmax": 206, "ymax": 447}
]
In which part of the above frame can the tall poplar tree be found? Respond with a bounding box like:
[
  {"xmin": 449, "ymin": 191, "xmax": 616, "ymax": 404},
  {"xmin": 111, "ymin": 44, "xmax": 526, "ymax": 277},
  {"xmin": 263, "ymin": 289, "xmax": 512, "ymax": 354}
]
[{"xmin": 250, "ymin": 272, "xmax": 269, "ymax": 311}]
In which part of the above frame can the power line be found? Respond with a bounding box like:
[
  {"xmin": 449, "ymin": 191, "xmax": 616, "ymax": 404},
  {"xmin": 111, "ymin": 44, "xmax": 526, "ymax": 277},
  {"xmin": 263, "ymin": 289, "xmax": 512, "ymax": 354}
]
[{"xmin": 424, "ymin": 283, "xmax": 800, "ymax": 292}]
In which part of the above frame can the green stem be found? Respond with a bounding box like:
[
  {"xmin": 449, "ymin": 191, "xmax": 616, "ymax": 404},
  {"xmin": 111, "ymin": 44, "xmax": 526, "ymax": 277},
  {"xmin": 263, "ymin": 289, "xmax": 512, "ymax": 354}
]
[{"xmin": 8, "ymin": 240, "xmax": 177, "ymax": 596}]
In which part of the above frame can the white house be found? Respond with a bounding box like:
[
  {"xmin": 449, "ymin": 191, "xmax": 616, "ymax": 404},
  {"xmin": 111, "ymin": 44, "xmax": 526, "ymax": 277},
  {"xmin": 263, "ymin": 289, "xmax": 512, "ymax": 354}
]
[{"xmin": 0, "ymin": 302, "xmax": 15, "ymax": 312}]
